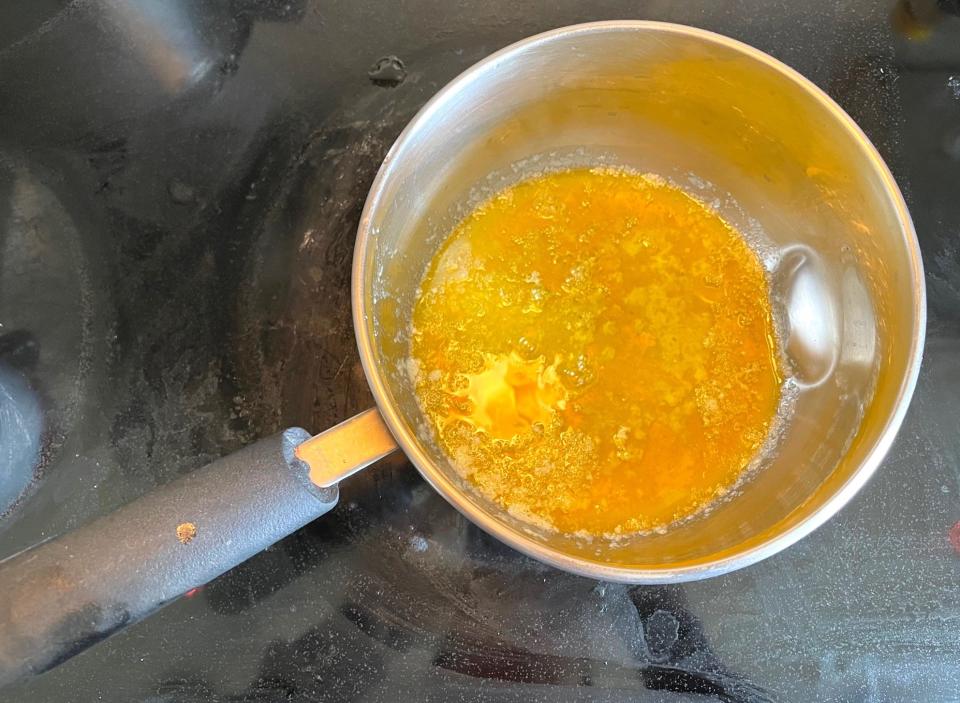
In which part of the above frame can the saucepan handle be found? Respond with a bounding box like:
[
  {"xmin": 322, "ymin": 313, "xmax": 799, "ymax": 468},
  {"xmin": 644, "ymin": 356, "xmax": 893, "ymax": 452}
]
[{"xmin": 0, "ymin": 424, "xmax": 386, "ymax": 688}]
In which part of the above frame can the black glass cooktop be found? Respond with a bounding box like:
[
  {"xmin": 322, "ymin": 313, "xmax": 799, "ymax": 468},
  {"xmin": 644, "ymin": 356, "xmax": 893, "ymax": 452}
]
[{"xmin": 1, "ymin": 2, "xmax": 958, "ymax": 701}]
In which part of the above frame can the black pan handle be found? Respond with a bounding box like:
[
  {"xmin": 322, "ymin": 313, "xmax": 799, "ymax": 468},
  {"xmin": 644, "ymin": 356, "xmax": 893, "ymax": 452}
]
[{"xmin": 0, "ymin": 428, "xmax": 337, "ymax": 688}]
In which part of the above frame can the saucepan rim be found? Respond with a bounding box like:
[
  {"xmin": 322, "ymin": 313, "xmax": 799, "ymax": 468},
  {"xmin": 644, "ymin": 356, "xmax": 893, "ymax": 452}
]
[{"xmin": 351, "ymin": 20, "xmax": 927, "ymax": 583}]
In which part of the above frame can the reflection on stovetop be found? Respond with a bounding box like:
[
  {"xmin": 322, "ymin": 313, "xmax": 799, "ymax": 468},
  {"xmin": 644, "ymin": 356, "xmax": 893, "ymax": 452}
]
[{"xmin": 160, "ymin": 461, "xmax": 771, "ymax": 702}]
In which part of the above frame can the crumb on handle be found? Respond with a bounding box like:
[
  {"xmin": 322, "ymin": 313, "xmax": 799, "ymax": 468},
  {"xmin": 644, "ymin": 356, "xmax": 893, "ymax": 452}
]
[{"xmin": 176, "ymin": 522, "xmax": 197, "ymax": 544}]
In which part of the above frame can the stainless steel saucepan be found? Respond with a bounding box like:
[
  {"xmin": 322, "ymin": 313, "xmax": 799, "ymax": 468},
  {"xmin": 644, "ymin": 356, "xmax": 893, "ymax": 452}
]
[{"xmin": 0, "ymin": 21, "xmax": 925, "ymax": 686}]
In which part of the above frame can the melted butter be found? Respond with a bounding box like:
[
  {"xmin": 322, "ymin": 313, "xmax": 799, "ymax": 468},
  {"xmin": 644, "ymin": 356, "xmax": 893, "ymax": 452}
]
[{"xmin": 410, "ymin": 167, "xmax": 783, "ymax": 536}]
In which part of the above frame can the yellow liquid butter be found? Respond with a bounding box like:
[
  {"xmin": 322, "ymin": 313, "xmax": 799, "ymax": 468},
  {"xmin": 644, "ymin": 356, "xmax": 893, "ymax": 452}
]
[{"xmin": 410, "ymin": 168, "xmax": 782, "ymax": 537}]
